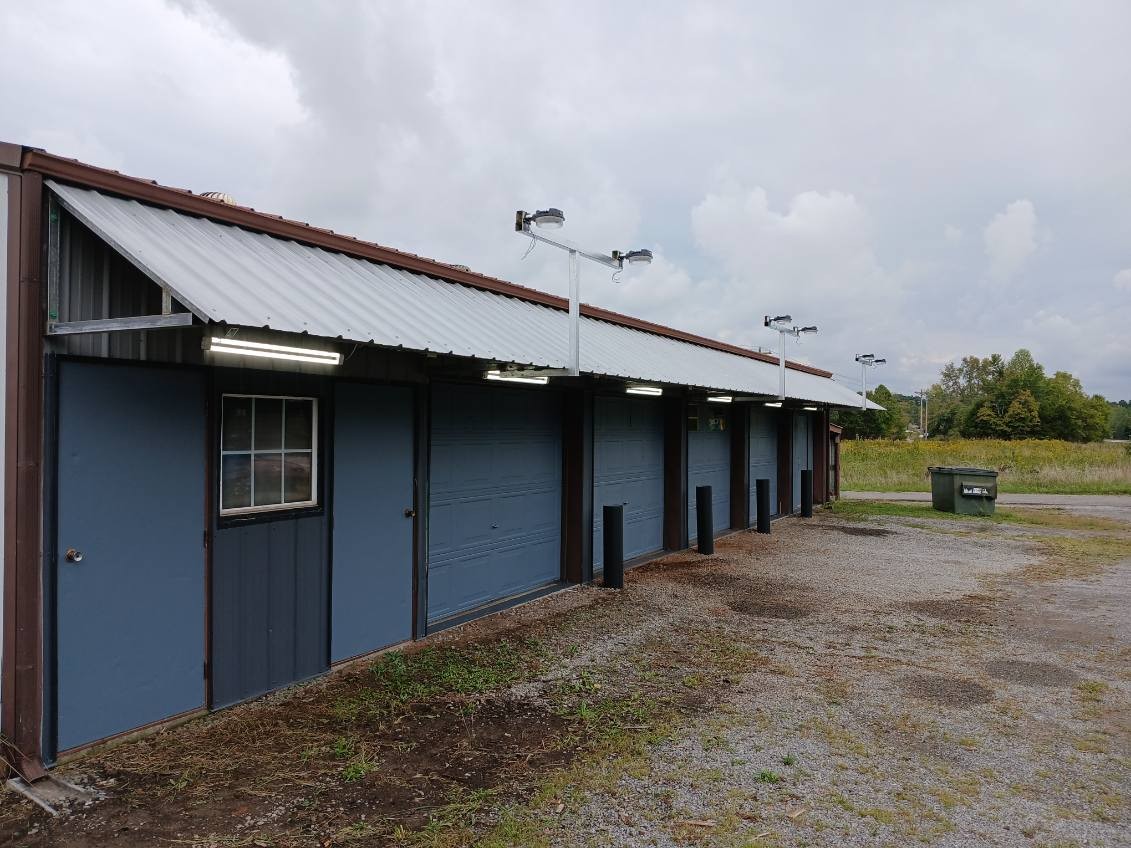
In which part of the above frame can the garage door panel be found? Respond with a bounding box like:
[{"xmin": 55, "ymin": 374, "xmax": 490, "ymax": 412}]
[
  {"xmin": 593, "ymin": 396, "xmax": 665, "ymax": 571},
  {"xmin": 688, "ymin": 407, "xmax": 731, "ymax": 541},
  {"xmin": 428, "ymin": 384, "xmax": 562, "ymax": 624},
  {"xmin": 748, "ymin": 409, "xmax": 779, "ymax": 521}
]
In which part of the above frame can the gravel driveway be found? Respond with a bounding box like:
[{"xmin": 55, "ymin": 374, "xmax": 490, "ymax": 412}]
[{"xmin": 3, "ymin": 504, "xmax": 1128, "ymax": 848}]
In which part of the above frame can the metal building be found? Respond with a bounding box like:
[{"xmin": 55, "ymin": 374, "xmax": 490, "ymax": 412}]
[{"xmin": 0, "ymin": 143, "xmax": 877, "ymax": 778}]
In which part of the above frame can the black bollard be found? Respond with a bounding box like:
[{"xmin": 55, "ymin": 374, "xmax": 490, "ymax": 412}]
[
  {"xmin": 756, "ymin": 478, "xmax": 772, "ymax": 534},
  {"xmin": 801, "ymin": 469, "xmax": 813, "ymax": 518},
  {"xmin": 696, "ymin": 485, "xmax": 714, "ymax": 554},
  {"xmin": 602, "ymin": 504, "xmax": 624, "ymax": 588}
]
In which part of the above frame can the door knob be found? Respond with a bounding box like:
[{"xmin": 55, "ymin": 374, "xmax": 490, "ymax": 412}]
[
  {"xmin": 65, "ymin": 548, "xmax": 84, "ymax": 563},
  {"xmin": 403, "ymin": 507, "xmax": 416, "ymax": 518}
]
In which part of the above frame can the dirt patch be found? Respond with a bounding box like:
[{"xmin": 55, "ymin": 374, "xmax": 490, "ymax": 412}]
[
  {"xmin": 907, "ymin": 593, "xmax": 997, "ymax": 623},
  {"xmin": 983, "ymin": 658, "xmax": 1079, "ymax": 687},
  {"xmin": 818, "ymin": 524, "xmax": 894, "ymax": 537},
  {"xmin": 900, "ymin": 673, "xmax": 995, "ymax": 707}
]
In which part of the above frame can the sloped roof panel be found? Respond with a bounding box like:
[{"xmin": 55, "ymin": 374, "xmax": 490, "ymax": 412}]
[{"xmin": 49, "ymin": 181, "xmax": 878, "ymax": 408}]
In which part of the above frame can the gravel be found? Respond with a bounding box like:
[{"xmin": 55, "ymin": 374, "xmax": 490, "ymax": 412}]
[{"xmin": 547, "ymin": 511, "xmax": 1131, "ymax": 848}]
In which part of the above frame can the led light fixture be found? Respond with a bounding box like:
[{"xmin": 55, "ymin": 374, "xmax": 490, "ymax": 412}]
[
  {"xmin": 486, "ymin": 370, "xmax": 549, "ymax": 385},
  {"xmin": 206, "ymin": 336, "xmax": 341, "ymax": 365},
  {"xmin": 707, "ymin": 394, "xmax": 733, "ymax": 403},
  {"xmin": 763, "ymin": 401, "xmax": 783, "ymax": 408},
  {"xmin": 803, "ymin": 405, "xmax": 818, "ymax": 411},
  {"xmin": 626, "ymin": 385, "xmax": 663, "ymax": 396}
]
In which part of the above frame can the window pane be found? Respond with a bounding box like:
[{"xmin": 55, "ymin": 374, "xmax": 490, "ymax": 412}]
[
  {"xmin": 221, "ymin": 454, "xmax": 252, "ymax": 510},
  {"xmin": 283, "ymin": 453, "xmax": 313, "ymax": 503},
  {"xmin": 253, "ymin": 453, "xmax": 283, "ymax": 506},
  {"xmin": 222, "ymin": 397, "xmax": 252, "ymax": 451},
  {"xmin": 284, "ymin": 400, "xmax": 313, "ymax": 450},
  {"xmin": 254, "ymin": 399, "xmax": 283, "ymax": 450}
]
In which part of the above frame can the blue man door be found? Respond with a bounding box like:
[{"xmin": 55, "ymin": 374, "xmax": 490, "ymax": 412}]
[
  {"xmin": 687, "ymin": 404, "xmax": 731, "ymax": 542},
  {"xmin": 331, "ymin": 382, "xmax": 415, "ymax": 662},
  {"xmin": 748, "ymin": 408, "xmax": 779, "ymax": 522},
  {"xmin": 428, "ymin": 384, "xmax": 562, "ymax": 625},
  {"xmin": 792, "ymin": 412, "xmax": 813, "ymax": 511},
  {"xmin": 55, "ymin": 361, "xmax": 205, "ymax": 752},
  {"xmin": 593, "ymin": 395, "xmax": 664, "ymax": 572}
]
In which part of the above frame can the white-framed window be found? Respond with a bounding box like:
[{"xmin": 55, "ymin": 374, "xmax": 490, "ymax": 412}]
[{"xmin": 220, "ymin": 394, "xmax": 317, "ymax": 515}]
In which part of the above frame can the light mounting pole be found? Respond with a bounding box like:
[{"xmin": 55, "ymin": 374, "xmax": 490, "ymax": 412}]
[
  {"xmin": 763, "ymin": 315, "xmax": 818, "ymax": 400},
  {"xmin": 515, "ymin": 209, "xmax": 652, "ymax": 376},
  {"xmin": 854, "ymin": 353, "xmax": 886, "ymax": 410}
]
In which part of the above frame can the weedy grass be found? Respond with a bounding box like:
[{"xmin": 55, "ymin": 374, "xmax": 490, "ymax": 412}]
[{"xmin": 841, "ymin": 438, "xmax": 1131, "ymax": 495}]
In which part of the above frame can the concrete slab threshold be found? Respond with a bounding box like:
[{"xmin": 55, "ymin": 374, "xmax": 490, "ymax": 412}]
[{"xmin": 6, "ymin": 774, "xmax": 96, "ymax": 816}]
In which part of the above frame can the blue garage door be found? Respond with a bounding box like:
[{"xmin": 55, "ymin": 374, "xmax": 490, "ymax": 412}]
[
  {"xmin": 331, "ymin": 382, "xmax": 415, "ymax": 662},
  {"xmin": 593, "ymin": 395, "xmax": 664, "ymax": 572},
  {"xmin": 428, "ymin": 384, "xmax": 562, "ymax": 624},
  {"xmin": 56, "ymin": 362, "xmax": 205, "ymax": 752},
  {"xmin": 792, "ymin": 412, "xmax": 814, "ymax": 511},
  {"xmin": 748, "ymin": 408, "xmax": 779, "ymax": 522},
  {"xmin": 688, "ymin": 404, "xmax": 731, "ymax": 542}
]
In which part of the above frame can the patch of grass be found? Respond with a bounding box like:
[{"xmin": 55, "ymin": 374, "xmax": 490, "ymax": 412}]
[
  {"xmin": 781, "ymin": 754, "xmax": 797, "ymax": 766},
  {"xmin": 1025, "ymin": 534, "xmax": 1131, "ymax": 581},
  {"xmin": 341, "ymin": 752, "xmax": 377, "ymax": 782},
  {"xmin": 841, "ymin": 438, "xmax": 1131, "ymax": 495},
  {"xmin": 757, "ymin": 769, "xmax": 781, "ymax": 784},
  {"xmin": 335, "ymin": 638, "xmax": 547, "ymax": 721}
]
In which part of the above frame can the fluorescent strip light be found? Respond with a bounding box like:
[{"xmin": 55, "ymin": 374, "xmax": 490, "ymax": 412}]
[
  {"xmin": 707, "ymin": 395, "xmax": 733, "ymax": 403},
  {"xmin": 486, "ymin": 370, "xmax": 549, "ymax": 385},
  {"xmin": 763, "ymin": 401, "xmax": 783, "ymax": 408},
  {"xmin": 208, "ymin": 336, "xmax": 341, "ymax": 365},
  {"xmin": 626, "ymin": 385, "xmax": 663, "ymax": 396},
  {"xmin": 803, "ymin": 405, "xmax": 818, "ymax": 411}
]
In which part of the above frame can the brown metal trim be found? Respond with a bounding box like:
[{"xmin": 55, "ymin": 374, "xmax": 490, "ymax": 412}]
[
  {"xmin": 21, "ymin": 149, "xmax": 832, "ymax": 378},
  {"xmin": 3, "ymin": 169, "xmax": 46, "ymax": 779},
  {"xmin": 813, "ymin": 408, "xmax": 829, "ymax": 504},
  {"xmin": 730, "ymin": 403, "xmax": 750, "ymax": 529},
  {"xmin": 54, "ymin": 705, "xmax": 206, "ymax": 764},
  {"xmin": 1, "ymin": 170, "xmax": 21, "ymax": 774},
  {"xmin": 662, "ymin": 395, "xmax": 687, "ymax": 551}
]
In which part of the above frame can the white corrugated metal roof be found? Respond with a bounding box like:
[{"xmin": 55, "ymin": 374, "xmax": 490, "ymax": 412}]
[{"xmin": 49, "ymin": 181, "xmax": 878, "ymax": 409}]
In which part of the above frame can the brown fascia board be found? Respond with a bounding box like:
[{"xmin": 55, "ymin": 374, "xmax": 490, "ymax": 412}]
[{"xmin": 19, "ymin": 147, "xmax": 832, "ymax": 378}]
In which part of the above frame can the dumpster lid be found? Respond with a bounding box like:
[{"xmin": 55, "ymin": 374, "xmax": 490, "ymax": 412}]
[{"xmin": 928, "ymin": 466, "xmax": 998, "ymax": 476}]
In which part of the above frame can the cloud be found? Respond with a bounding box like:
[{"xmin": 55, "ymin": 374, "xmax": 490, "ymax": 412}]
[
  {"xmin": 983, "ymin": 200, "xmax": 1039, "ymax": 281},
  {"xmin": 2, "ymin": 1, "xmax": 1130, "ymax": 397},
  {"xmin": 1115, "ymin": 269, "xmax": 1131, "ymax": 292}
]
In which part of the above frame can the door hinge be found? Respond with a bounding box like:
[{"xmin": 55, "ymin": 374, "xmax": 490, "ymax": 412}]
[{"xmin": 203, "ymin": 529, "xmax": 208, "ymax": 549}]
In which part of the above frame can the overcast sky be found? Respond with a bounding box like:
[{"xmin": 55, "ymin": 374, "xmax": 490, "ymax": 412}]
[{"xmin": 3, "ymin": 1, "xmax": 1129, "ymax": 397}]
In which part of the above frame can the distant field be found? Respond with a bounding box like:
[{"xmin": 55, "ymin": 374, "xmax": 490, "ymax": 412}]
[{"xmin": 841, "ymin": 438, "xmax": 1131, "ymax": 494}]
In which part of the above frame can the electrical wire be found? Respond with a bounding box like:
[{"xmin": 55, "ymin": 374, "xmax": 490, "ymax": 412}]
[{"xmin": 519, "ymin": 235, "xmax": 536, "ymax": 261}]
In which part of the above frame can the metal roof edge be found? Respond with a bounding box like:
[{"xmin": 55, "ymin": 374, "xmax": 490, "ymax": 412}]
[{"xmin": 22, "ymin": 147, "xmax": 831, "ymax": 378}]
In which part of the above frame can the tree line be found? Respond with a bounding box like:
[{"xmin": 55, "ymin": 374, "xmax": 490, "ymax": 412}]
[{"xmin": 833, "ymin": 349, "xmax": 1123, "ymax": 442}]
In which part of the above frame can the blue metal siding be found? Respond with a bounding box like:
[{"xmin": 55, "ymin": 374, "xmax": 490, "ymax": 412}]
[
  {"xmin": 748, "ymin": 409, "xmax": 779, "ymax": 521},
  {"xmin": 55, "ymin": 362, "xmax": 205, "ymax": 751},
  {"xmin": 428, "ymin": 384, "xmax": 562, "ymax": 624},
  {"xmin": 792, "ymin": 413, "xmax": 814, "ymax": 511},
  {"xmin": 211, "ymin": 516, "xmax": 328, "ymax": 707},
  {"xmin": 687, "ymin": 406, "xmax": 731, "ymax": 541},
  {"xmin": 331, "ymin": 383, "xmax": 415, "ymax": 662},
  {"xmin": 593, "ymin": 396, "xmax": 664, "ymax": 571}
]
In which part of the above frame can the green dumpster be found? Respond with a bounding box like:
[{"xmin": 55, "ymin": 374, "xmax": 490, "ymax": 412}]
[{"xmin": 928, "ymin": 467, "xmax": 998, "ymax": 516}]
